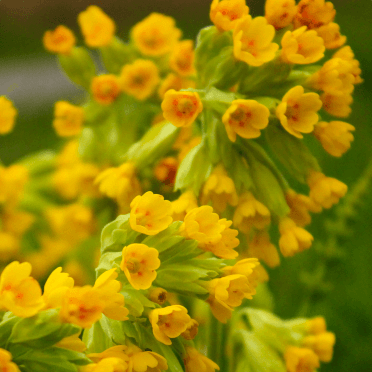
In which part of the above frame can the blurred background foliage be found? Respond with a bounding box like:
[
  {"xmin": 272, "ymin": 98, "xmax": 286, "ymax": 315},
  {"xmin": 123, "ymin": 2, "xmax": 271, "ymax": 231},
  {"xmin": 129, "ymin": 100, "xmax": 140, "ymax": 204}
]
[{"xmin": 0, "ymin": 0, "xmax": 371, "ymax": 371}]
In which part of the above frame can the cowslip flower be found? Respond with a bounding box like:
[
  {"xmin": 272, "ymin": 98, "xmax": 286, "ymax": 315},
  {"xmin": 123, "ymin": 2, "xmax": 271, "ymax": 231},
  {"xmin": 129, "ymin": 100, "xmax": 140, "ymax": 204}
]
[
  {"xmin": 81, "ymin": 357, "xmax": 127, "ymax": 372},
  {"xmin": 53, "ymin": 101, "xmax": 84, "ymax": 137},
  {"xmin": 314, "ymin": 121, "xmax": 355, "ymax": 157},
  {"xmin": 0, "ymin": 348, "xmax": 20, "ymax": 372},
  {"xmin": 276, "ymin": 85, "xmax": 322, "ymax": 138},
  {"xmin": 333, "ymin": 46, "xmax": 363, "ymax": 84},
  {"xmin": 321, "ymin": 91, "xmax": 353, "ymax": 118},
  {"xmin": 223, "ymin": 258, "xmax": 260, "ymax": 280},
  {"xmin": 281, "ymin": 26, "xmax": 325, "ymax": 65},
  {"xmin": 316, "ymin": 22, "xmax": 346, "ymax": 49},
  {"xmin": 43, "ymin": 25, "xmax": 76, "ymax": 54},
  {"xmin": 0, "ymin": 96, "xmax": 17, "ymax": 135},
  {"xmin": 279, "ymin": 217, "xmax": 314, "ymax": 256},
  {"xmin": 302, "ymin": 332, "xmax": 336, "ymax": 363},
  {"xmin": 149, "ymin": 305, "xmax": 191, "ymax": 345},
  {"xmin": 210, "ymin": 0, "xmax": 249, "ymax": 31},
  {"xmin": 247, "ymin": 231, "xmax": 280, "ymax": 268},
  {"xmin": 294, "ymin": 0, "xmax": 336, "ymax": 29},
  {"xmin": 78, "ymin": 6, "xmax": 116, "ymax": 47},
  {"xmin": 169, "ymin": 40, "xmax": 196, "ymax": 77},
  {"xmin": 131, "ymin": 13, "xmax": 181, "ymax": 56},
  {"xmin": 56, "ymin": 332, "xmax": 87, "ymax": 352},
  {"xmin": 181, "ymin": 319, "xmax": 199, "ymax": 340},
  {"xmin": 284, "ymin": 346, "xmax": 320, "ymax": 372},
  {"xmin": 91, "ymin": 74, "xmax": 121, "ymax": 105},
  {"xmin": 161, "ymin": 90, "xmax": 203, "ymax": 128},
  {"xmin": 0, "ymin": 261, "xmax": 44, "ymax": 317},
  {"xmin": 233, "ymin": 15, "xmax": 278, "ymax": 67},
  {"xmin": 305, "ymin": 317, "xmax": 327, "ymax": 334},
  {"xmin": 222, "ymin": 99, "xmax": 270, "ymax": 142},
  {"xmin": 265, "ymin": 0, "xmax": 297, "ymax": 29},
  {"xmin": 119, "ymin": 59, "xmax": 160, "ymax": 101},
  {"xmin": 120, "ymin": 243, "xmax": 160, "ymax": 290},
  {"xmin": 130, "ymin": 192, "xmax": 173, "ymax": 235},
  {"xmin": 171, "ymin": 191, "xmax": 198, "ymax": 221},
  {"xmin": 154, "ymin": 157, "xmax": 178, "ymax": 186},
  {"xmin": 183, "ymin": 347, "xmax": 220, "ymax": 372},
  {"xmin": 158, "ymin": 73, "xmax": 196, "ymax": 100}
]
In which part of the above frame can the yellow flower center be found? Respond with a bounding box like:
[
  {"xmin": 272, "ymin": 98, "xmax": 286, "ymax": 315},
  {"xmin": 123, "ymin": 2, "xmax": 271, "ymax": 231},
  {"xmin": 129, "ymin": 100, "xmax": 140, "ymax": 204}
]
[{"xmin": 176, "ymin": 98, "xmax": 196, "ymax": 117}]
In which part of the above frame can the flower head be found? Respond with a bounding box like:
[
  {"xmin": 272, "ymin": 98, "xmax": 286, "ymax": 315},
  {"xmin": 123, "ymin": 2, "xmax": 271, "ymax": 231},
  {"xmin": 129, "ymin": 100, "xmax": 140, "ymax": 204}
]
[
  {"xmin": 53, "ymin": 101, "xmax": 84, "ymax": 137},
  {"xmin": 316, "ymin": 22, "xmax": 346, "ymax": 49},
  {"xmin": 284, "ymin": 346, "xmax": 320, "ymax": 372},
  {"xmin": 247, "ymin": 231, "xmax": 280, "ymax": 268},
  {"xmin": 294, "ymin": 0, "xmax": 336, "ymax": 29},
  {"xmin": 302, "ymin": 332, "xmax": 336, "ymax": 362},
  {"xmin": 169, "ymin": 40, "xmax": 196, "ymax": 77},
  {"xmin": 91, "ymin": 75, "xmax": 121, "ymax": 105},
  {"xmin": 0, "ymin": 96, "xmax": 17, "ymax": 135},
  {"xmin": 265, "ymin": 0, "xmax": 297, "ymax": 29},
  {"xmin": 223, "ymin": 258, "xmax": 260, "ymax": 280},
  {"xmin": 43, "ymin": 25, "xmax": 76, "ymax": 54},
  {"xmin": 184, "ymin": 347, "xmax": 220, "ymax": 372},
  {"xmin": 321, "ymin": 91, "xmax": 353, "ymax": 118},
  {"xmin": 210, "ymin": 0, "xmax": 249, "ymax": 31},
  {"xmin": 0, "ymin": 348, "xmax": 20, "ymax": 372},
  {"xmin": 333, "ymin": 46, "xmax": 363, "ymax": 84}
]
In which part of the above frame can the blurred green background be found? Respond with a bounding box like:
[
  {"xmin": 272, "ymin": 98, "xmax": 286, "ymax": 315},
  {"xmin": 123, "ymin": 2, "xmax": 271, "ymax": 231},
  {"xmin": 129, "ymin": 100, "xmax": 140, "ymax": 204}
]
[{"xmin": 0, "ymin": 0, "xmax": 371, "ymax": 371}]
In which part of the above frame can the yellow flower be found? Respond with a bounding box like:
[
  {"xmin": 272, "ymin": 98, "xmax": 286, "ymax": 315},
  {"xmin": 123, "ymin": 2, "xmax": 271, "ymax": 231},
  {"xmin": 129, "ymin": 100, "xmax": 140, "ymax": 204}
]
[
  {"xmin": 316, "ymin": 22, "xmax": 346, "ymax": 49},
  {"xmin": 284, "ymin": 346, "xmax": 320, "ymax": 372},
  {"xmin": 183, "ymin": 347, "xmax": 220, "ymax": 372},
  {"xmin": 154, "ymin": 157, "xmax": 178, "ymax": 186},
  {"xmin": 222, "ymin": 99, "xmax": 270, "ymax": 142},
  {"xmin": 78, "ymin": 6, "xmax": 115, "ymax": 47},
  {"xmin": 158, "ymin": 73, "xmax": 196, "ymax": 100},
  {"xmin": 149, "ymin": 305, "xmax": 191, "ymax": 345},
  {"xmin": 1, "ymin": 210, "xmax": 34, "ymax": 238},
  {"xmin": 302, "ymin": 332, "xmax": 336, "ymax": 363},
  {"xmin": 43, "ymin": 25, "xmax": 76, "ymax": 55},
  {"xmin": 0, "ymin": 231, "xmax": 19, "ymax": 262},
  {"xmin": 307, "ymin": 171, "xmax": 347, "ymax": 209},
  {"xmin": 294, "ymin": 0, "xmax": 335, "ymax": 29},
  {"xmin": 276, "ymin": 85, "xmax": 322, "ymax": 138},
  {"xmin": 119, "ymin": 59, "xmax": 160, "ymax": 101},
  {"xmin": 210, "ymin": 0, "xmax": 249, "ymax": 31},
  {"xmin": 81, "ymin": 358, "xmax": 128, "ymax": 372},
  {"xmin": 132, "ymin": 13, "xmax": 182, "ymax": 56},
  {"xmin": 161, "ymin": 90, "xmax": 203, "ymax": 128},
  {"xmin": 171, "ymin": 191, "xmax": 198, "ymax": 221},
  {"xmin": 120, "ymin": 243, "xmax": 160, "ymax": 290},
  {"xmin": 305, "ymin": 317, "xmax": 327, "ymax": 334},
  {"xmin": 53, "ymin": 101, "xmax": 84, "ymax": 137},
  {"xmin": 233, "ymin": 192, "xmax": 271, "ymax": 233},
  {"xmin": 201, "ymin": 165, "xmax": 238, "ymax": 213},
  {"xmin": 91, "ymin": 74, "xmax": 121, "ymax": 105},
  {"xmin": 320, "ymin": 91, "xmax": 353, "ymax": 118},
  {"xmin": 0, "ymin": 96, "xmax": 17, "ymax": 135},
  {"xmin": 314, "ymin": 121, "xmax": 355, "ymax": 157},
  {"xmin": 56, "ymin": 333, "xmax": 87, "ymax": 352},
  {"xmin": 88, "ymin": 345, "xmax": 129, "ymax": 364},
  {"xmin": 0, "ymin": 261, "xmax": 44, "ymax": 317},
  {"xmin": 223, "ymin": 258, "xmax": 260, "ymax": 280},
  {"xmin": 333, "ymin": 46, "xmax": 363, "ymax": 84},
  {"xmin": 265, "ymin": 0, "xmax": 297, "ymax": 29},
  {"xmin": 233, "ymin": 15, "xmax": 278, "ymax": 67},
  {"xmin": 281, "ymin": 26, "xmax": 325, "ymax": 65},
  {"xmin": 0, "ymin": 165, "xmax": 28, "ymax": 208},
  {"xmin": 169, "ymin": 40, "xmax": 196, "ymax": 77},
  {"xmin": 149, "ymin": 288, "xmax": 168, "ymax": 305},
  {"xmin": 130, "ymin": 192, "xmax": 173, "ymax": 235},
  {"xmin": 181, "ymin": 319, "xmax": 199, "ymax": 340},
  {"xmin": 0, "ymin": 349, "xmax": 20, "ymax": 372},
  {"xmin": 247, "ymin": 231, "xmax": 280, "ymax": 268},
  {"xmin": 279, "ymin": 217, "xmax": 313, "ymax": 257}
]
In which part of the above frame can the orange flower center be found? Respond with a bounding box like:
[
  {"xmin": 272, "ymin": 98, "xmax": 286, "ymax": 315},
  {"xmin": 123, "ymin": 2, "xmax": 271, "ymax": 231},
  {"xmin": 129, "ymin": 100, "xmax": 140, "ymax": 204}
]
[
  {"xmin": 174, "ymin": 98, "xmax": 197, "ymax": 117},
  {"xmin": 126, "ymin": 258, "xmax": 141, "ymax": 274}
]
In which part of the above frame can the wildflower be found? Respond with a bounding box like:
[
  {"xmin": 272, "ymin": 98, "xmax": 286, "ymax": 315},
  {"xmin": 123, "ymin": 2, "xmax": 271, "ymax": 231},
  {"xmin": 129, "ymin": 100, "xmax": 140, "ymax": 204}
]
[
  {"xmin": 181, "ymin": 319, "xmax": 199, "ymax": 340},
  {"xmin": 169, "ymin": 40, "xmax": 196, "ymax": 77},
  {"xmin": 91, "ymin": 74, "xmax": 121, "ymax": 105},
  {"xmin": 247, "ymin": 231, "xmax": 280, "ymax": 268},
  {"xmin": 294, "ymin": 0, "xmax": 336, "ymax": 30},
  {"xmin": 78, "ymin": 6, "xmax": 116, "ymax": 47},
  {"xmin": 0, "ymin": 261, "xmax": 44, "ymax": 317},
  {"xmin": 316, "ymin": 22, "xmax": 346, "ymax": 49},
  {"xmin": 183, "ymin": 347, "xmax": 220, "ymax": 372},
  {"xmin": 56, "ymin": 333, "xmax": 87, "ymax": 352},
  {"xmin": 131, "ymin": 13, "xmax": 181, "ymax": 56},
  {"xmin": 276, "ymin": 85, "xmax": 322, "ymax": 138},
  {"xmin": 284, "ymin": 346, "xmax": 320, "ymax": 372},
  {"xmin": 130, "ymin": 192, "xmax": 173, "ymax": 235},
  {"xmin": 307, "ymin": 171, "xmax": 347, "ymax": 209},
  {"xmin": 158, "ymin": 73, "xmax": 196, "ymax": 100},
  {"xmin": 281, "ymin": 26, "xmax": 325, "ymax": 65},
  {"xmin": 154, "ymin": 157, "xmax": 178, "ymax": 186},
  {"xmin": 0, "ymin": 231, "xmax": 19, "ymax": 262},
  {"xmin": 43, "ymin": 25, "xmax": 76, "ymax": 55},
  {"xmin": 0, "ymin": 96, "xmax": 17, "ymax": 135},
  {"xmin": 233, "ymin": 192, "xmax": 271, "ymax": 233},
  {"xmin": 210, "ymin": 0, "xmax": 249, "ymax": 31},
  {"xmin": 302, "ymin": 332, "xmax": 336, "ymax": 362},
  {"xmin": 305, "ymin": 317, "xmax": 327, "ymax": 334},
  {"xmin": 119, "ymin": 59, "xmax": 160, "ymax": 101},
  {"xmin": 222, "ymin": 99, "xmax": 270, "ymax": 142},
  {"xmin": 87, "ymin": 345, "xmax": 129, "ymax": 363},
  {"xmin": 161, "ymin": 90, "xmax": 203, "ymax": 128},
  {"xmin": 53, "ymin": 101, "xmax": 84, "ymax": 137},
  {"xmin": 321, "ymin": 91, "xmax": 353, "ymax": 118},
  {"xmin": 149, "ymin": 305, "xmax": 191, "ymax": 345},
  {"xmin": 223, "ymin": 258, "xmax": 260, "ymax": 280},
  {"xmin": 171, "ymin": 191, "xmax": 198, "ymax": 221},
  {"xmin": 233, "ymin": 15, "xmax": 278, "ymax": 67},
  {"xmin": 279, "ymin": 217, "xmax": 314, "ymax": 256},
  {"xmin": 124, "ymin": 345, "xmax": 168, "ymax": 372},
  {"xmin": 120, "ymin": 243, "xmax": 160, "ymax": 290},
  {"xmin": 0, "ymin": 349, "xmax": 21, "ymax": 372},
  {"xmin": 81, "ymin": 358, "xmax": 127, "ymax": 372},
  {"xmin": 149, "ymin": 288, "xmax": 168, "ymax": 305},
  {"xmin": 0, "ymin": 165, "xmax": 28, "ymax": 208},
  {"xmin": 314, "ymin": 121, "xmax": 355, "ymax": 157},
  {"xmin": 333, "ymin": 46, "xmax": 363, "ymax": 84},
  {"xmin": 265, "ymin": 0, "xmax": 297, "ymax": 29}
]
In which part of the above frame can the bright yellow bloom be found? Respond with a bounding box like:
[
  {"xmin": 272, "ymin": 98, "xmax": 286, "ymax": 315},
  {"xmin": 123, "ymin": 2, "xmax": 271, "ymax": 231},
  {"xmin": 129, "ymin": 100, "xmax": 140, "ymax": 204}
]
[
  {"xmin": 284, "ymin": 346, "xmax": 320, "ymax": 372},
  {"xmin": 0, "ymin": 261, "xmax": 44, "ymax": 317},
  {"xmin": 81, "ymin": 358, "xmax": 127, "ymax": 372},
  {"xmin": 222, "ymin": 99, "xmax": 270, "ymax": 142},
  {"xmin": 119, "ymin": 59, "xmax": 160, "ymax": 101},
  {"xmin": 294, "ymin": 0, "xmax": 335, "ymax": 29},
  {"xmin": 223, "ymin": 258, "xmax": 260, "ymax": 280},
  {"xmin": 158, "ymin": 73, "xmax": 196, "ymax": 100},
  {"xmin": 0, "ymin": 96, "xmax": 17, "ymax": 135},
  {"xmin": 233, "ymin": 15, "xmax": 278, "ymax": 67},
  {"xmin": 181, "ymin": 319, "xmax": 199, "ymax": 340},
  {"xmin": 321, "ymin": 91, "xmax": 353, "ymax": 118},
  {"xmin": 171, "ymin": 191, "xmax": 198, "ymax": 221},
  {"xmin": 210, "ymin": 0, "xmax": 249, "ymax": 31},
  {"xmin": 302, "ymin": 332, "xmax": 336, "ymax": 363},
  {"xmin": 316, "ymin": 22, "xmax": 346, "ymax": 49},
  {"xmin": 201, "ymin": 165, "xmax": 238, "ymax": 213},
  {"xmin": 0, "ymin": 349, "xmax": 20, "ymax": 372},
  {"xmin": 276, "ymin": 85, "xmax": 322, "ymax": 138},
  {"xmin": 265, "ymin": 0, "xmax": 297, "ymax": 29},
  {"xmin": 233, "ymin": 192, "xmax": 271, "ymax": 233},
  {"xmin": 78, "ymin": 6, "xmax": 115, "ymax": 47},
  {"xmin": 149, "ymin": 288, "xmax": 168, "ymax": 305},
  {"xmin": 132, "ymin": 13, "xmax": 182, "ymax": 56},
  {"xmin": 305, "ymin": 317, "xmax": 327, "ymax": 334},
  {"xmin": 154, "ymin": 157, "xmax": 178, "ymax": 186},
  {"xmin": 161, "ymin": 90, "xmax": 203, "ymax": 128},
  {"xmin": 279, "ymin": 217, "xmax": 313, "ymax": 257},
  {"xmin": 307, "ymin": 171, "xmax": 347, "ymax": 209},
  {"xmin": 281, "ymin": 26, "xmax": 325, "ymax": 65},
  {"xmin": 149, "ymin": 305, "xmax": 191, "ymax": 345},
  {"xmin": 43, "ymin": 25, "xmax": 76, "ymax": 55},
  {"xmin": 247, "ymin": 231, "xmax": 280, "ymax": 268},
  {"xmin": 120, "ymin": 243, "xmax": 160, "ymax": 290},
  {"xmin": 169, "ymin": 40, "xmax": 196, "ymax": 77},
  {"xmin": 130, "ymin": 192, "xmax": 173, "ymax": 235},
  {"xmin": 333, "ymin": 46, "xmax": 363, "ymax": 84},
  {"xmin": 56, "ymin": 333, "xmax": 87, "ymax": 352},
  {"xmin": 53, "ymin": 101, "xmax": 84, "ymax": 137},
  {"xmin": 87, "ymin": 345, "xmax": 129, "ymax": 364},
  {"xmin": 0, "ymin": 231, "xmax": 19, "ymax": 262},
  {"xmin": 91, "ymin": 74, "xmax": 121, "ymax": 105},
  {"xmin": 314, "ymin": 121, "xmax": 355, "ymax": 157},
  {"xmin": 183, "ymin": 347, "xmax": 220, "ymax": 372},
  {"xmin": 0, "ymin": 165, "xmax": 28, "ymax": 208}
]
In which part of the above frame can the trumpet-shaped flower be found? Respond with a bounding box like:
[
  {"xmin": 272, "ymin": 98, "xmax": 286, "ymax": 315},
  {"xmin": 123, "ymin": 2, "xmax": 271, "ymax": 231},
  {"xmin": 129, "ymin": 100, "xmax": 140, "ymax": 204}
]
[
  {"xmin": 43, "ymin": 25, "xmax": 76, "ymax": 54},
  {"xmin": 321, "ymin": 91, "xmax": 353, "ymax": 118},
  {"xmin": 284, "ymin": 346, "xmax": 320, "ymax": 372},
  {"xmin": 265, "ymin": 0, "xmax": 297, "ymax": 29},
  {"xmin": 169, "ymin": 40, "xmax": 196, "ymax": 77},
  {"xmin": 222, "ymin": 258, "xmax": 260, "ymax": 281},
  {"xmin": 316, "ymin": 22, "xmax": 346, "ymax": 49},
  {"xmin": 247, "ymin": 231, "xmax": 280, "ymax": 268},
  {"xmin": 184, "ymin": 347, "xmax": 220, "ymax": 372},
  {"xmin": 0, "ymin": 96, "xmax": 17, "ymax": 135},
  {"xmin": 210, "ymin": 0, "xmax": 249, "ymax": 31},
  {"xmin": 91, "ymin": 74, "xmax": 121, "ymax": 105},
  {"xmin": 53, "ymin": 101, "xmax": 84, "ymax": 137},
  {"xmin": 294, "ymin": 0, "xmax": 335, "ymax": 29}
]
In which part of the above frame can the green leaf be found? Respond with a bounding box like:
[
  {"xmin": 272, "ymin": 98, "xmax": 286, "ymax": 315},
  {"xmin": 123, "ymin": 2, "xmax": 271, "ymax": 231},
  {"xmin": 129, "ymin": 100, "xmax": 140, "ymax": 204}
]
[
  {"xmin": 83, "ymin": 320, "xmax": 113, "ymax": 354},
  {"xmin": 100, "ymin": 214, "xmax": 130, "ymax": 253}
]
